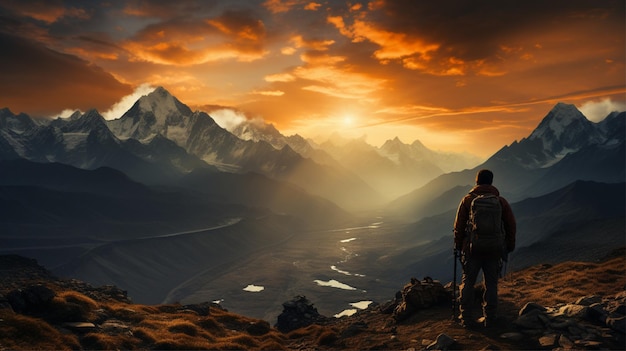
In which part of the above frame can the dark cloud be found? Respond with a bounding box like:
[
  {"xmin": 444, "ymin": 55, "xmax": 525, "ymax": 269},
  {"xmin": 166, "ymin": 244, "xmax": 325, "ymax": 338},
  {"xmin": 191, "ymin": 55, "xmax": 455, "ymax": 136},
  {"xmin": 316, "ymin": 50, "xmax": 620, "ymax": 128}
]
[
  {"xmin": 0, "ymin": 32, "xmax": 132, "ymax": 116},
  {"xmin": 364, "ymin": 0, "xmax": 625, "ymax": 61}
]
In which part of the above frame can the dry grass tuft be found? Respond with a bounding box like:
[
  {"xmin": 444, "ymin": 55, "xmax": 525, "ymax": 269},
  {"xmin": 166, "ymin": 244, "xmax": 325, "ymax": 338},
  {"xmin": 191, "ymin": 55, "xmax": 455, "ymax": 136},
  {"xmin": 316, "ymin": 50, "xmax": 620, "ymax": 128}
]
[
  {"xmin": 223, "ymin": 334, "xmax": 259, "ymax": 348},
  {"xmin": 167, "ymin": 319, "xmax": 199, "ymax": 336},
  {"xmin": 47, "ymin": 291, "xmax": 99, "ymax": 322},
  {"xmin": 105, "ymin": 303, "xmax": 152, "ymax": 323},
  {"xmin": 152, "ymin": 334, "xmax": 214, "ymax": 350},
  {"xmin": 0, "ymin": 312, "xmax": 80, "ymax": 350},
  {"xmin": 500, "ymin": 255, "xmax": 626, "ymax": 307},
  {"xmin": 198, "ymin": 316, "xmax": 223, "ymax": 332},
  {"xmin": 286, "ymin": 323, "xmax": 326, "ymax": 339},
  {"xmin": 258, "ymin": 340, "xmax": 288, "ymax": 350},
  {"xmin": 81, "ymin": 332, "xmax": 138, "ymax": 350},
  {"xmin": 207, "ymin": 341, "xmax": 248, "ymax": 350},
  {"xmin": 57, "ymin": 290, "xmax": 99, "ymax": 310},
  {"xmin": 130, "ymin": 326, "xmax": 157, "ymax": 344},
  {"xmin": 317, "ymin": 329, "xmax": 338, "ymax": 346}
]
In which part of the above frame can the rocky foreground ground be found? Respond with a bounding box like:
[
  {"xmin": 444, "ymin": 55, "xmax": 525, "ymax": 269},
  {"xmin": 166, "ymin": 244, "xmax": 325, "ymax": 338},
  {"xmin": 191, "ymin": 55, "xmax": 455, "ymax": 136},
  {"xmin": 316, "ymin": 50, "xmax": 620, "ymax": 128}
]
[{"xmin": 1, "ymin": 248, "xmax": 624, "ymax": 350}]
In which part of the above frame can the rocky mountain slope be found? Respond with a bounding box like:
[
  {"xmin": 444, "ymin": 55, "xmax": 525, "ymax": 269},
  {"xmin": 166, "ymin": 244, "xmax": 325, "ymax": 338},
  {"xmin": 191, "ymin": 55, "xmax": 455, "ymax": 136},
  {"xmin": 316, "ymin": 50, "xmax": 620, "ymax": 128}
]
[
  {"xmin": 386, "ymin": 104, "xmax": 625, "ymax": 221},
  {"xmin": 1, "ymin": 248, "xmax": 623, "ymax": 350}
]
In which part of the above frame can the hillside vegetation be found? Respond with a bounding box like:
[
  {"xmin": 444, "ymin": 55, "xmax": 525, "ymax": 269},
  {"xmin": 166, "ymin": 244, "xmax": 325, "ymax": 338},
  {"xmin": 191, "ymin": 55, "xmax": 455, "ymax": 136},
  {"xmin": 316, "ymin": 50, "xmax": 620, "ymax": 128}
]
[{"xmin": 1, "ymin": 248, "xmax": 624, "ymax": 350}]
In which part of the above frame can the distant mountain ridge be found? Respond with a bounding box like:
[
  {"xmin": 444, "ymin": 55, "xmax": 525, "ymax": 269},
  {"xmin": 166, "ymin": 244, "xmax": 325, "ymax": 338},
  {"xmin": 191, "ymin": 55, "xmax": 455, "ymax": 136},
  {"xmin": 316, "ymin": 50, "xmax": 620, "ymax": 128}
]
[
  {"xmin": 231, "ymin": 119, "xmax": 481, "ymax": 198},
  {"xmin": 386, "ymin": 103, "xmax": 625, "ymax": 220},
  {"xmin": 0, "ymin": 91, "xmax": 382, "ymax": 210},
  {"xmin": 0, "ymin": 86, "xmax": 482, "ymax": 207},
  {"xmin": 1, "ymin": 89, "xmax": 622, "ymax": 213}
]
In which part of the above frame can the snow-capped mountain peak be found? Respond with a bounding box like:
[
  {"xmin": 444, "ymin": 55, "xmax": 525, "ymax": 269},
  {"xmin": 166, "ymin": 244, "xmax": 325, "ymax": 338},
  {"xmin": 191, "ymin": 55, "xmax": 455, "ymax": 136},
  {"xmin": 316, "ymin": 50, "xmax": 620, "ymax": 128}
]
[
  {"xmin": 50, "ymin": 109, "xmax": 108, "ymax": 133},
  {"xmin": 530, "ymin": 102, "xmax": 588, "ymax": 140},
  {"xmin": 107, "ymin": 86, "xmax": 193, "ymax": 141},
  {"xmin": 528, "ymin": 102, "xmax": 603, "ymax": 154},
  {"xmin": 135, "ymin": 86, "xmax": 192, "ymax": 126},
  {"xmin": 232, "ymin": 120, "xmax": 285, "ymax": 149},
  {"xmin": 0, "ymin": 108, "xmax": 36, "ymax": 133}
]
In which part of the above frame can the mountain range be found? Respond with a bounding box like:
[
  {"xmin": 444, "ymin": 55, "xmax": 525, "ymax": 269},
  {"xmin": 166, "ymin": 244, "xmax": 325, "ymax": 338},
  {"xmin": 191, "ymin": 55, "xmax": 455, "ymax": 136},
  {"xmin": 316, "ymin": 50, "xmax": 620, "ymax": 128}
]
[
  {"xmin": 386, "ymin": 102, "xmax": 625, "ymax": 220},
  {"xmin": 0, "ymin": 88, "xmax": 623, "ymax": 320}
]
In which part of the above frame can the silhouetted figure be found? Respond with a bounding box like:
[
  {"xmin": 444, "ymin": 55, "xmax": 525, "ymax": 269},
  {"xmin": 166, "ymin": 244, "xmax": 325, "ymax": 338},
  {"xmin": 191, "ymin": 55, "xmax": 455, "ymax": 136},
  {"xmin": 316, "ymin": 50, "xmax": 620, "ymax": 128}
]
[{"xmin": 453, "ymin": 169, "xmax": 516, "ymax": 327}]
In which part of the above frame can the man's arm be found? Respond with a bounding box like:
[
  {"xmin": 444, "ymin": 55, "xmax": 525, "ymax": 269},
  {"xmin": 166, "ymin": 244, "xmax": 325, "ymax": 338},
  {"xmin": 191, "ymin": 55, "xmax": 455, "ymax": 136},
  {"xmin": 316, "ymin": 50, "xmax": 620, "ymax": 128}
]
[{"xmin": 453, "ymin": 197, "xmax": 469, "ymax": 251}]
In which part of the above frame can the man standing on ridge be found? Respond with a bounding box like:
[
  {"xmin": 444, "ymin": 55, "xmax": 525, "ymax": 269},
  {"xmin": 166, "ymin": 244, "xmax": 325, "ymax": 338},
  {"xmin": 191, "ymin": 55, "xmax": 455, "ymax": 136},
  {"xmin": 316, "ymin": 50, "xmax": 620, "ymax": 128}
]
[{"xmin": 453, "ymin": 169, "xmax": 516, "ymax": 328}]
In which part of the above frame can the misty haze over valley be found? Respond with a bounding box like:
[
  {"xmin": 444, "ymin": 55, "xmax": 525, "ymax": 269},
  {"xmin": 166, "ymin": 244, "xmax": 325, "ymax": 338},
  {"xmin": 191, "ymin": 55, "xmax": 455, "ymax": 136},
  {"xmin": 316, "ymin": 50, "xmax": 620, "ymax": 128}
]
[{"xmin": 0, "ymin": 87, "xmax": 624, "ymax": 321}]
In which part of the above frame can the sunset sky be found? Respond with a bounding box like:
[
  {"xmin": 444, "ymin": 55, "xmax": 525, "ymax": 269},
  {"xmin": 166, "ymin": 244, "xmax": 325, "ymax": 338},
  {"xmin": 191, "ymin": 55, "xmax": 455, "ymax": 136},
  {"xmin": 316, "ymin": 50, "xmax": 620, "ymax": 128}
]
[{"xmin": 0, "ymin": 0, "xmax": 624, "ymax": 157}]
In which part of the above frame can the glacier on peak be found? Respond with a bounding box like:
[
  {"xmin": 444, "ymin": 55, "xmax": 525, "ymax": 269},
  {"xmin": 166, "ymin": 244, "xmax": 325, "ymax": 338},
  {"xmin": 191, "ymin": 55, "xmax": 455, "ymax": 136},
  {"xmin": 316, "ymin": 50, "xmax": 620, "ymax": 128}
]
[
  {"xmin": 527, "ymin": 102, "xmax": 604, "ymax": 156},
  {"xmin": 529, "ymin": 102, "xmax": 588, "ymax": 140},
  {"xmin": 108, "ymin": 86, "xmax": 194, "ymax": 142}
]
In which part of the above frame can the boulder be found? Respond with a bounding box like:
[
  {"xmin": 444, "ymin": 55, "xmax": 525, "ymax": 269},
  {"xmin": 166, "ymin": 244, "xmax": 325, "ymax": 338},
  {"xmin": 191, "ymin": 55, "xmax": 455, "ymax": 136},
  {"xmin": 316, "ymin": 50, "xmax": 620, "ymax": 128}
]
[
  {"xmin": 275, "ymin": 295, "xmax": 327, "ymax": 333},
  {"xmin": 426, "ymin": 333, "xmax": 456, "ymax": 351},
  {"xmin": 558, "ymin": 304, "xmax": 589, "ymax": 319},
  {"xmin": 514, "ymin": 309, "xmax": 545, "ymax": 329},
  {"xmin": 518, "ymin": 302, "xmax": 546, "ymax": 316},
  {"xmin": 6, "ymin": 284, "xmax": 55, "ymax": 314}
]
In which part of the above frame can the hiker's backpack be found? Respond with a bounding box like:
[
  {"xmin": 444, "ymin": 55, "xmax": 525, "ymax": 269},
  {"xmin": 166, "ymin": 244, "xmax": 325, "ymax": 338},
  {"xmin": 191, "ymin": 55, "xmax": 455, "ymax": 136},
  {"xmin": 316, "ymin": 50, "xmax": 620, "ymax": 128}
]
[
  {"xmin": 392, "ymin": 277, "xmax": 449, "ymax": 321},
  {"xmin": 467, "ymin": 194, "xmax": 505, "ymax": 255}
]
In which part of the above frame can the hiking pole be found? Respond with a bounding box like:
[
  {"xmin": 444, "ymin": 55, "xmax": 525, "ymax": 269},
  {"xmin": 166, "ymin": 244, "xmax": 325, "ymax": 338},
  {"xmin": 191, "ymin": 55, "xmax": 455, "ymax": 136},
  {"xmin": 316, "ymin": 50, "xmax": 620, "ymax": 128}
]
[{"xmin": 452, "ymin": 248, "xmax": 458, "ymax": 320}]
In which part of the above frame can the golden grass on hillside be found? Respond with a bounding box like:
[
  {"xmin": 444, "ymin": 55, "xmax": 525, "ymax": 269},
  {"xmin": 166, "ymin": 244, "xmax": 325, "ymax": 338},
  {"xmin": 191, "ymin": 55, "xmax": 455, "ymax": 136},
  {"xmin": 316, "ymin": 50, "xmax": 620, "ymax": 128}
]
[
  {"xmin": 152, "ymin": 334, "xmax": 215, "ymax": 350},
  {"xmin": 81, "ymin": 332, "xmax": 138, "ymax": 350},
  {"xmin": 3, "ymin": 251, "xmax": 623, "ymax": 351},
  {"xmin": 38, "ymin": 290, "xmax": 100, "ymax": 324},
  {"xmin": 0, "ymin": 311, "xmax": 80, "ymax": 350},
  {"xmin": 500, "ymin": 255, "xmax": 625, "ymax": 307},
  {"xmin": 130, "ymin": 326, "xmax": 158, "ymax": 343},
  {"xmin": 167, "ymin": 319, "xmax": 200, "ymax": 336}
]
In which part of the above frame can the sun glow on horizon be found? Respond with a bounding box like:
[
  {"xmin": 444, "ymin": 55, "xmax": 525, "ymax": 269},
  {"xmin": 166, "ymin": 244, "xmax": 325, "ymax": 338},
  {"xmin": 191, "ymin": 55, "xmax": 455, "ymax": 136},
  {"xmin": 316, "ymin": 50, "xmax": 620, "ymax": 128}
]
[{"xmin": 341, "ymin": 114, "xmax": 355, "ymax": 128}]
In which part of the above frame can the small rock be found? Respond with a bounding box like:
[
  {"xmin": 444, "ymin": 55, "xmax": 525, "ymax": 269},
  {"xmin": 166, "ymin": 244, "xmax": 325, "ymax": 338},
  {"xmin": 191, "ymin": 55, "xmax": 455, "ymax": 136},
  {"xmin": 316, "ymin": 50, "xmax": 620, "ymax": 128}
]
[
  {"xmin": 606, "ymin": 315, "xmax": 626, "ymax": 334},
  {"xmin": 550, "ymin": 320, "xmax": 573, "ymax": 329},
  {"xmin": 0, "ymin": 294, "xmax": 14, "ymax": 313},
  {"xmin": 575, "ymin": 340, "xmax": 603, "ymax": 348},
  {"xmin": 586, "ymin": 303, "xmax": 607, "ymax": 323},
  {"xmin": 558, "ymin": 304, "xmax": 589, "ymax": 319},
  {"xmin": 558, "ymin": 334, "xmax": 574, "ymax": 349},
  {"xmin": 576, "ymin": 295, "xmax": 602, "ymax": 306},
  {"xmin": 246, "ymin": 320, "xmax": 270, "ymax": 336},
  {"xmin": 426, "ymin": 333, "xmax": 456, "ymax": 351},
  {"xmin": 519, "ymin": 302, "xmax": 546, "ymax": 316},
  {"xmin": 101, "ymin": 320, "xmax": 130, "ymax": 333},
  {"xmin": 567, "ymin": 325, "xmax": 584, "ymax": 336},
  {"xmin": 63, "ymin": 322, "xmax": 96, "ymax": 332},
  {"xmin": 538, "ymin": 334, "xmax": 557, "ymax": 347},
  {"xmin": 514, "ymin": 309, "xmax": 545, "ymax": 329},
  {"xmin": 499, "ymin": 332, "xmax": 524, "ymax": 341}
]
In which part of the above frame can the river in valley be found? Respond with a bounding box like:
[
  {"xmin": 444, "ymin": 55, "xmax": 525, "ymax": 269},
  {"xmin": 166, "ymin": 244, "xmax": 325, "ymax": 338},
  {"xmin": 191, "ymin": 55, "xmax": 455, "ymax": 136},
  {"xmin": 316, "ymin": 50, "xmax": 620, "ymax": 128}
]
[{"xmin": 166, "ymin": 216, "xmax": 424, "ymax": 322}]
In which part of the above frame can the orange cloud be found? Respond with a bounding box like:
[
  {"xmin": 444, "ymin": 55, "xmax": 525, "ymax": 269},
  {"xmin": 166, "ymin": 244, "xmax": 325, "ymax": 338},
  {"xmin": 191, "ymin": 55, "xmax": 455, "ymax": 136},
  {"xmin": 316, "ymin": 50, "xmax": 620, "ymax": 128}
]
[
  {"xmin": 265, "ymin": 73, "xmax": 296, "ymax": 82},
  {"xmin": 304, "ymin": 2, "xmax": 322, "ymax": 11},
  {"xmin": 1, "ymin": 1, "xmax": 89, "ymax": 24},
  {"xmin": 289, "ymin": 35, "xmax": 335, "ymax": 51},
  {"xmin": 294, "ymin": 64, "xmax": 385, "ymax": 101},
  {"xmin": 263, "ymin": 0, "xmax": 300, "ymax": 14},
  {"xmin": 351, "ymin": 20, "xmax": 440, "ymax": 60},
  {"xmin": 121, "ymin": 11, "xmax": 268, "ymax": 65},
  {"xmin": 253, "ymin": 90, "xmax": 285, "ymax": 96}
]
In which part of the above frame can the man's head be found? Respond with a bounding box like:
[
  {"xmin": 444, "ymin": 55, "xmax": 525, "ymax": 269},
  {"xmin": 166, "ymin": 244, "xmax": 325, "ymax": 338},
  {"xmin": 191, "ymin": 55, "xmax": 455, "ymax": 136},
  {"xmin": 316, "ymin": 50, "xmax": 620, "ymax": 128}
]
[{"xmin": 476, "ymin": 169, "xmax": 494, "ymax": 185}]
